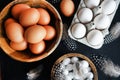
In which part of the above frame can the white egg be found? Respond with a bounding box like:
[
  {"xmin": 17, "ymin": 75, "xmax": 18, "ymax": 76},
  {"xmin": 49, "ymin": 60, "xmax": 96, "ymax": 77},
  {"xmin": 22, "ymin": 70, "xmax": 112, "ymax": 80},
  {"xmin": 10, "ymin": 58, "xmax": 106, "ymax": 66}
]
[
  {"xmin": 94, "ymin": 14, "xmax": 110, "ymax": 29},
  {"xmin": 65, "ymin": 76, "xmax": 72, "ymax": 80},
  {"xmin": 78, "ymin": 8, "xmax": 93, "ymax": 23},
  {"xmin": 63, "ymin": 69, "xmax": 69, "ymax": 75},
  {"xmin": 68, "ymin": 72, "xmax": 74, "ymax": 79},
  {"xmin": 74, "ymin": 74, "xmax": 83, "ymax": 80},
  {"xmin": 87, "ymin": 67, "xmax": 91, "ymax": 72},
  {"xmin": 62, "ymin": 58, "xmax": 71, "ymax": 66},
  {"xmin": 80, "ymin": 60, "xmax": 89, "ymax": 68},
  {"xmin": 101, "ymin": 0, "xmax": 116, "ymax": 14},
  {"xmin": 86, "ymin": 72, "xmax": 94, "ymax": 79},
  {"xmin": 60, "ymin": 63, "xmax": 65, "ymax": 69},
  {"xmin": 86, "ymin": 78, "xmax": 93, "ymax": 80},
  {"xmin": 87, "ymin": 30, "xmax": 104, "ymax": 46},
  {"xmin": 65, "ymin": 64, "xmax": 73, "ymax": 71},
  {"xmin": 71, "ymin": 23, "xmax": 86, "ymax": 38},
  {"xmin": 71, "ymin": 57, "xmax": 79, "ymax": 63},
  {"xmin": 80, "ymin": 67, "xmax": 89, "ymax": 74},
  {"xmin": 84, "ymin": 0, "xmax": 100, "ymax": 8}
]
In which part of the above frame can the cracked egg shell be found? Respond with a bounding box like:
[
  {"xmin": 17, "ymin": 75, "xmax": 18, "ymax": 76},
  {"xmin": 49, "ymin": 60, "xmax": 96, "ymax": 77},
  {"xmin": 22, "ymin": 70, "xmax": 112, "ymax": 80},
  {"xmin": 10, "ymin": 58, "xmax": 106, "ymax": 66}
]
[
  {"xmin": 71, "ymin": 23, "xmax": 86, "ymax": 39},
  {"xmin": 94, "ymin": 14, "xmax": 110, "ymax": 29},
  {"xmin": 87, "ymin": 30, "xmax": 104, "ymax": 46},
  {"xmin": 101, "ymin": 0, "xmax": 116, "ymax": 15},
  {"xmin": 84, "ymin": 0, "xmax": 100, "ymax": 8},
  {"xmin": 78, "ymin": 8, "xmax": 93, "ymax": 23}
]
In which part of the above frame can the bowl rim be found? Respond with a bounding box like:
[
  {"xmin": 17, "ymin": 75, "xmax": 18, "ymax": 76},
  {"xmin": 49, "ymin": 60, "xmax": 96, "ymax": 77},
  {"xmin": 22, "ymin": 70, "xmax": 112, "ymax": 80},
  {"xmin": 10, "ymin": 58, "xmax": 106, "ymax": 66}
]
[
  {"xmin": 51, "ymin": 53, "xmax": 98, "ymax": 80},
  {"xmin": 0, "ymin": 0, "xmax": 63, "ymax": 62}
]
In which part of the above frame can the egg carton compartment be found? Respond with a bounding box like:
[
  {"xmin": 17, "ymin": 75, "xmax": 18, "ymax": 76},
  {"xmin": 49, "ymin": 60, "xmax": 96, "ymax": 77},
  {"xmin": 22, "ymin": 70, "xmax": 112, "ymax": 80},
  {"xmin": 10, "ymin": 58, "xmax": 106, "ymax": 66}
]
[{"xmin": 68, "ymin": 0, "xmax": 120, "ymax": 49}]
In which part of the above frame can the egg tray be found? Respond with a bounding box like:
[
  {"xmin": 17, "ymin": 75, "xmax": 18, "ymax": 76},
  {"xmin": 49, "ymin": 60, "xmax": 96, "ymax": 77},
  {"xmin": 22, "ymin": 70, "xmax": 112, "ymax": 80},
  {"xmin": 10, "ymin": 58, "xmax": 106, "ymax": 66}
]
[{"xmin": 68, "ymin": 0, "xmax": 120, "ymax": 49}]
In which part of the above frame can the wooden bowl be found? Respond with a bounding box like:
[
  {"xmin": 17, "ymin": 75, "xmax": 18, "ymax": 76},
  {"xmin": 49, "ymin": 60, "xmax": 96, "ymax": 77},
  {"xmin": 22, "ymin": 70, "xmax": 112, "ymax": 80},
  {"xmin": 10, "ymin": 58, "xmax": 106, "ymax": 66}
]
[
  {"xmin": 0, "ymin": 0, "xmax": 63, "ymax": 62},
  {"xmin": 51, "ymin": 53, "xmax": 98, "ymax": 80}
]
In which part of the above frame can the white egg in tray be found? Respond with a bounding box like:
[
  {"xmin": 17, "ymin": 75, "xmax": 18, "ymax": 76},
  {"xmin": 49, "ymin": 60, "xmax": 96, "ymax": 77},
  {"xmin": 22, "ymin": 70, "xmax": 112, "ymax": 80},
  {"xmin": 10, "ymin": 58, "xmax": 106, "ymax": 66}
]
[{"xmin": 68, "ymin": 0, "xmax": 120, "ymax": 49}]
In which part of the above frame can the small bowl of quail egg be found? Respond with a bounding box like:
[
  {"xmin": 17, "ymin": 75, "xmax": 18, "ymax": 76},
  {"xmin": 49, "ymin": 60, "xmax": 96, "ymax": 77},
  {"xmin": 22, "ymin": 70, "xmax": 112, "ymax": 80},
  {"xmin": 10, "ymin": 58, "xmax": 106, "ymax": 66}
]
[{"xmin": 51, "ymin": 53, "xmax": 98, "ymax": 80}]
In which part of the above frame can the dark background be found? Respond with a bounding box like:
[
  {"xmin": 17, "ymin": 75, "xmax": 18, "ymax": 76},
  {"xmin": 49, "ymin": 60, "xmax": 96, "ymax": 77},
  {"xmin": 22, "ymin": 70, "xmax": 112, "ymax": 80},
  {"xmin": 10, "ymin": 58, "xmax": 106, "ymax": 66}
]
[{"xmin": 0, "ymin": 0, "xmax": 120, "ymax": 80}]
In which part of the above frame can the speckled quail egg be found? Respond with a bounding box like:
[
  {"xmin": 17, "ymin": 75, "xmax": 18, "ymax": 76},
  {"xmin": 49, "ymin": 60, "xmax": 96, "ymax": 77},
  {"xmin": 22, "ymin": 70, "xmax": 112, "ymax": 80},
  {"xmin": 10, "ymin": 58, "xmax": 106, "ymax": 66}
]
[
  {"xmin": 87, "ymin": 30, "xmax": 104, "ymax": 46},
  {"xmin": 71, "ymin": 23, "xmax": 86, "ymax": 39},
  {"xmin": 94, "ymin": 14, "xmax": 110, "ymax": 29},
  {"xmin": 101, "ymin": 0, "xmax": 116, "ymax": 14},
  {"xmin": 84, "ymin": 0, "xmax": 100, "ymax": 8},
  {"xmin": 78, "ymin": 8, "xmax": 93, "ymax": 23}
]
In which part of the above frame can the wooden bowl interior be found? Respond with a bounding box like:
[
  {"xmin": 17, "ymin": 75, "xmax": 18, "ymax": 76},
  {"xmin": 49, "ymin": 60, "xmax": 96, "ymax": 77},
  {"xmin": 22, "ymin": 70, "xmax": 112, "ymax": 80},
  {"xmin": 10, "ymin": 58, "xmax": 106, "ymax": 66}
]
[{"xmin": 0, "ymin": 0, "xmax": 63, "ymax": 62}]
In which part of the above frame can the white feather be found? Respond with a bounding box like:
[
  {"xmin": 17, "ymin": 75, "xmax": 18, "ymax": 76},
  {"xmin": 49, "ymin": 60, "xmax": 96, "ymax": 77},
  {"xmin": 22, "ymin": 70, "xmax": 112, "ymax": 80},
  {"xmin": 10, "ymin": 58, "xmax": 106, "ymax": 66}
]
[
  {"xmin": 111, "ymin": 22, "xmax": 120, "ymax": 39},
  {"xmin": 104, "ymin": 22, "xmax": 120, "ymax": 44},
  {"xmin": 102, "ymin": 60, "xmax": 120, "ymax": 78},
  {"xmin": 27, "ymin": 65, "xmax": 43, "ymax": 80}
]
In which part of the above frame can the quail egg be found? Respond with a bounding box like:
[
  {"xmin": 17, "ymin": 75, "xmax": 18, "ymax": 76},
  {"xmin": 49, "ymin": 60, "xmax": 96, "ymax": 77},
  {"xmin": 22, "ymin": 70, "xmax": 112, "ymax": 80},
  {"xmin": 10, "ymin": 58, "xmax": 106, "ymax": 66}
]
[{"xmin": 62, "ymin": 58, "xmax": 71, "ymax": 66}]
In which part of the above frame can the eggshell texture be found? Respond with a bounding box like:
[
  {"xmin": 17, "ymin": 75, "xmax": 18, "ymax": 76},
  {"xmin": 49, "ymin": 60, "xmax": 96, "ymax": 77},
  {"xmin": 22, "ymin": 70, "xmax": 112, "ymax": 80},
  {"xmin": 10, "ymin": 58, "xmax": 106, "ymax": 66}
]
[
  {"xmin": 87, "ymin": 30, "xmax": 104, "ymax": 46},
  {"xmin": 4, "ymin": 18, "xmax": 16, "ymax": 26},
  {"xmin": 11, "ymin": 4, "xmax": 30, "ymax": 19},
  {"xmin": 65, "ymin": 64, "xmax": 73, "ymax": 71},
  {"xmin": 71, "ymin": 57, "xmax": 78, "ymax": 63},
  {"xmin": 65, "ymin": 76, "xmax": 72, "ymax": 80},
  {"xmin": 62, "ymin": 58, "xmax": 71, "ymax": 66},
  {"xmin": 78, "ymin": 8, "xmax": 93, "ymax": 23},
  {"xmin": 37, "ymin": 8, "xmax": 50, "ymax": 25},
  {"xmin": 60, "ymin": 0, "xmax": 75, "ymax": 17},
  {"xmin": 5, "ymin": 22, "xmax": 24, "ymax": 42},
  {"xmin": 19, "ymin": 8, "xmax": 40, "ymax": 27},
  {"xmin": 29, "ymin": 40, "xmax": 46, "ymax": 54},
  {"xmin": 63, "ymin": 69, "xmax": 69, "ymax": 75},
  {"xmin": 94, "ymin": 14, "xmax": 110, "ymax": 29},
  {"xmin": 10, "ymin": 40, "xmax": 27, "ymax": 51},
  {"xmin": 80, "ymin": 60, "xmax": 89, "ymax": 68},
  {"xmin": 86, "ymin": 72, "xmax": 94, "ymax": 79},
  {"xmin": 101, "ymin": 0, "xmax": 116, "ymax": 14},
  {"xmin": 80, "ymin": 68, "xmax": 89, "ymax": 74},
  {"xmin": 71, "ymin": 23, "xmax": 86, "ymax": 38},
  {"xmin": 44, "ymin": 25, "xmax": 56, "ymax": 40},
  {"xmin": 84, "ymin": 0, "xmax": 100, "ymax": 8},
  {"xmin": 24, "ymin": 25, "xmax": 46, "ymax": 44}
]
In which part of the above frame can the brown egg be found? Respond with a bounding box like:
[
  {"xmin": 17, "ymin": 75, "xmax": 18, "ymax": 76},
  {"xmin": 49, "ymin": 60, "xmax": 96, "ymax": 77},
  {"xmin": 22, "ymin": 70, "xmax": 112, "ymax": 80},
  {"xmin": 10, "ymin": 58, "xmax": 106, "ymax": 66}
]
[
  {"xmin": 60, "ymin": 0, "xmax": 75, "ymax": 17},
  {"xmin": 24, "ymin": 25, "xmax": 46, "ymax": 44},
  {"xmin": 11, "ymin": 4, "xmax": 30, "ymax": 19},
  {"xmin": 44, "ymin": 25, "xmax": 56, "ymax": 40},
  {"xmin": 29, "ymin": 40, "xmax": 46, "ymax": 54},
  {"xmin": 10, "ymin": 40, "xmax": 27, "ymax": 51},
  {"xmin": 37, "ymin": 8, "xmax": 50, "ymax": 25},
  {"xmin": 4, "ymin": 18, "xmax": 16, "ymax": 27},
  {"xmin": 5, "ymin": 22, "xmax": 24, "ymax": 42},
  {"xmin": 19, "ymin": 8, "xmax": 40, "ymax": 27}
]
